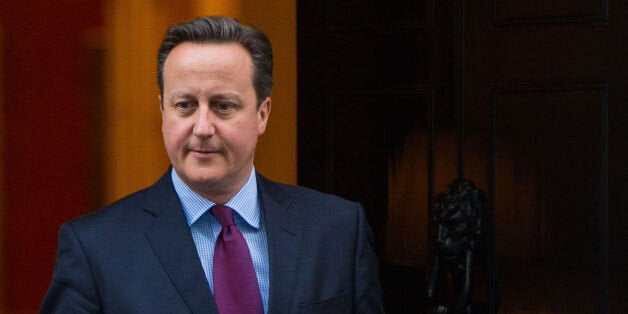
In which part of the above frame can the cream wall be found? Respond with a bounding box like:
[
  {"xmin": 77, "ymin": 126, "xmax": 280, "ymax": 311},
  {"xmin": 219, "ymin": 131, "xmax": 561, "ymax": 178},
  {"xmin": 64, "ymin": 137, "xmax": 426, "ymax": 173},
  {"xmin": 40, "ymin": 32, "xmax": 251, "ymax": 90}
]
[{"xmin": 104, "ymin": 0, "xmax": 297, "ymax": 203}]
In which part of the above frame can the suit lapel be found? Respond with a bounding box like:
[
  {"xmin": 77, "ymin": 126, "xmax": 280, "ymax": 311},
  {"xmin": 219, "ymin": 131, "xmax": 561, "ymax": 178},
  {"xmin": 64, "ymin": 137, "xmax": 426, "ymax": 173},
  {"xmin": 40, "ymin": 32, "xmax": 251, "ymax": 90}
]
[
  {"xmin": 140, "ymin": 171, "xmax": 302, "ymax": 314},
  {"xmin": 142, "ymin": 171, "xmax": 218, "ymax": 314},
  {"xmin": 258, "ymin": 174, "xmax": 304, "ymax": 313}
]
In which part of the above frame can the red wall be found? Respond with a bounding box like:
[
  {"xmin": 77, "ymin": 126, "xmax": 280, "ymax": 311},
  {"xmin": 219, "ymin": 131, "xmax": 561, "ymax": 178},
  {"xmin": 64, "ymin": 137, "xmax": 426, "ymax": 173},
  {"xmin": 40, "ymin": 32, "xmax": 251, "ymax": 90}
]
[{"xmin": 0, "ymin": 0, "xmax": 103, "ymax": 311}]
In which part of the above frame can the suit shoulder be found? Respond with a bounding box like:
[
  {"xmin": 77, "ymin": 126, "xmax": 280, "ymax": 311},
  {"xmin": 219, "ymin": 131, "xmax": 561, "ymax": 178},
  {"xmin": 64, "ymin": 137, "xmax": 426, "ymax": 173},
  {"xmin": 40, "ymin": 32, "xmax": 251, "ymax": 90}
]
[
  {"xmin": 64, "ymin": 183, "xmax": 160, "ymax": 237},
  {"xmin": 70, "ymin": 171, "xmax": 173, "ymax": 226},
  {"xmin": 284, "ymin": 183, "xmax": 353, "ymax": 204},
  {"xmin": 257, "ymin": 174, "xmax": 358, "ymax": 209}
]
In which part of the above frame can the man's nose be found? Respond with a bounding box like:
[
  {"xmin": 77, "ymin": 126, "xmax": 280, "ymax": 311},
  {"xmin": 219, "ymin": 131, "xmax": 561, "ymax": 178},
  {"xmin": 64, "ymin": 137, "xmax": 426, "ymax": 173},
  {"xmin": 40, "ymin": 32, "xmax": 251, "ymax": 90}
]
[{"xmin": 192, "ymin": 108, "xmax": 216, "ymax": 137}]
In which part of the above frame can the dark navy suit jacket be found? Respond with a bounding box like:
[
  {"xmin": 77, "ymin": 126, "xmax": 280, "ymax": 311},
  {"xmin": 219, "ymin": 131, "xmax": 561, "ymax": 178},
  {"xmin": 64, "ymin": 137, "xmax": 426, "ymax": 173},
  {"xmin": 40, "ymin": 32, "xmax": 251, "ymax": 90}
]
[{"xmin": 40, "ymin": 170, "xmax": 384, "ymax": 313}]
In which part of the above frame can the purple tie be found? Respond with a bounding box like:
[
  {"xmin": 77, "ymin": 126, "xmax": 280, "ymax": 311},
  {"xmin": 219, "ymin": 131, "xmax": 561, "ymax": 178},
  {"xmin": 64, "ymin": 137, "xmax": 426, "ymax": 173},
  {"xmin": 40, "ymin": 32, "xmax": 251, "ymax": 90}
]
[{"xmin": 211, "ymin": 204, "xmax": 263, "ymax": 314}]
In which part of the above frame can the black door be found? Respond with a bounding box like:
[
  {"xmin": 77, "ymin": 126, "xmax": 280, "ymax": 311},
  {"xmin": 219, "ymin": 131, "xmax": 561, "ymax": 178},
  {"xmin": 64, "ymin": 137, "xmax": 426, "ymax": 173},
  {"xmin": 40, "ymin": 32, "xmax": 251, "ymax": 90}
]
[{"xmin": 297, "ymin": 0, "xmax": 627, "ymax": 312}]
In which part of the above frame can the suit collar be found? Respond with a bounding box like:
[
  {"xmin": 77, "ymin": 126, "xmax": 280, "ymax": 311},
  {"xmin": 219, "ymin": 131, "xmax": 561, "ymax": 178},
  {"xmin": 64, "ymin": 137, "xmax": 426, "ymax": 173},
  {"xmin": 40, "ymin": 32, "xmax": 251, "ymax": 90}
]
[
  {"xmin": 171, "ymin": 167, "xmax": 262, "ymax": 229},
  {"xmin": 257, "ymin": 174, "xmax": 304, "ymax": 313},
  {"xmin": 142, "ymin": 170, "xmax": 219, "ymax": 314}
]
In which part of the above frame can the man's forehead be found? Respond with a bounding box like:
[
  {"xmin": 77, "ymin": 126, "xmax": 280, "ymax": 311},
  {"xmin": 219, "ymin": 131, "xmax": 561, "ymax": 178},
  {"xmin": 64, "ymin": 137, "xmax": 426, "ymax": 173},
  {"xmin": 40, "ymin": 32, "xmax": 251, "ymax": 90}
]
[{"xmin": 163, "ymin": 42, "xmax": 253, "ymax": 76}]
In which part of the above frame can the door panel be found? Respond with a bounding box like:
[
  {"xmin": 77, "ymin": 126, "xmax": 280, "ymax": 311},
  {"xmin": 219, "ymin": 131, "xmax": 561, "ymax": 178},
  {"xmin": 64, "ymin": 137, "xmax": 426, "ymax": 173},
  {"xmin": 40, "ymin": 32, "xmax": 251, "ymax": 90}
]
[
  {"xmin": 492, "ymin": 0, "xmax": 608, "ymax": 25},
  {"xmin": 490, "ymin": 85, "xmax": 605, "ymax": 313}
]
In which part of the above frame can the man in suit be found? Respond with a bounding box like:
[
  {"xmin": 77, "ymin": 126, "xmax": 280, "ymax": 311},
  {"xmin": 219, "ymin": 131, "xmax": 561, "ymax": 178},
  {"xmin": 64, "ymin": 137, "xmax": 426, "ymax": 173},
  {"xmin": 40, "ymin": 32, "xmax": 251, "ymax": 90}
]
[{"xmin": 40, "ymin": 16, "xmax": 384, "ymax": 313}]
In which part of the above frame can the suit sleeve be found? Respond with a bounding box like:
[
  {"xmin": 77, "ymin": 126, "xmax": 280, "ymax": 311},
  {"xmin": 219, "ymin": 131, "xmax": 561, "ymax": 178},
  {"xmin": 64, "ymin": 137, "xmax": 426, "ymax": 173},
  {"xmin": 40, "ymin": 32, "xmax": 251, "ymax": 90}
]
[
  {"xmin": 40, "ymin": 223, "xmax": 101, "ymax": 314},
  {"xmin": 353, "ymin": 203, "xmax": 386, "ymax": 313}
]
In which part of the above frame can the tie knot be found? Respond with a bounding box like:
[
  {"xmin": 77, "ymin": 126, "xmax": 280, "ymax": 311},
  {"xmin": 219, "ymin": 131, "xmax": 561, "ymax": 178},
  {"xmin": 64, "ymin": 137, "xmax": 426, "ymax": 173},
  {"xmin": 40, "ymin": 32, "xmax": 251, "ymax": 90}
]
[{"xmin": 210, "ymin": 204, "xmax": 235, "ymax": 227}]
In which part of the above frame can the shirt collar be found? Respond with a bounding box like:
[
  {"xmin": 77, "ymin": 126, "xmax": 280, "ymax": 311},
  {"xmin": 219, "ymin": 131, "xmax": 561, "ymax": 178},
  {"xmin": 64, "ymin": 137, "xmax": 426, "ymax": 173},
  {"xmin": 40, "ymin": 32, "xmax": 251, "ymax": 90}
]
[{"xmin": 171, "ymin": 167, "xmax": 260, "ymax": 229}]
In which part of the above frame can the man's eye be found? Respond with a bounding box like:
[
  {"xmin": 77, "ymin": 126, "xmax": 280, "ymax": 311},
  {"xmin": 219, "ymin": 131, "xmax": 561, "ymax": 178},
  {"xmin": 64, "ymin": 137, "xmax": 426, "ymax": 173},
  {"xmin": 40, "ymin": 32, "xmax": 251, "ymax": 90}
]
[
  {"xmin": 174, "ymin": 102, "xmax": 195, "ymax": 111},
  {"xmin": 214, "ymin": 102, "xmax": 235, "ymax": 112}
]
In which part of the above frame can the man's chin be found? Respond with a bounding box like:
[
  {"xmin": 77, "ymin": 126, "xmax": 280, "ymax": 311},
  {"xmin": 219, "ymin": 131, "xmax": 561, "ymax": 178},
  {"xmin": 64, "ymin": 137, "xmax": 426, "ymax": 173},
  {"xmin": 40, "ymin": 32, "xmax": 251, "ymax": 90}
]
[
  {"xmin": 186, "ymin": 172, "xmax": 223, "ymax": 186},
  {"xmin": 174, "ymin": 164, "xmax": 220, "ymax": 183}
]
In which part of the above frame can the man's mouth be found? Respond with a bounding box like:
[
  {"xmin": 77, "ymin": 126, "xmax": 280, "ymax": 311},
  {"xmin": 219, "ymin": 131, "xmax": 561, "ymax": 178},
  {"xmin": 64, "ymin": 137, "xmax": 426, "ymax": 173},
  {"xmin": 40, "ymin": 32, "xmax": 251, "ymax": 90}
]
[{"xmin": 190, "ymin": 148, "xmax": 218, "ymax": 159}]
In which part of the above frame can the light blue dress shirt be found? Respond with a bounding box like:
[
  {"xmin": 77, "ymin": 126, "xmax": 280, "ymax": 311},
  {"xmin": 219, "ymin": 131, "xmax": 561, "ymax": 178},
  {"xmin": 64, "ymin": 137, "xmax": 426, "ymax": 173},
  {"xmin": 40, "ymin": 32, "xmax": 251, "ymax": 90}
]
[{"xmin": 171, "ymin": 168, "xmax": 270, "ymax": 313}]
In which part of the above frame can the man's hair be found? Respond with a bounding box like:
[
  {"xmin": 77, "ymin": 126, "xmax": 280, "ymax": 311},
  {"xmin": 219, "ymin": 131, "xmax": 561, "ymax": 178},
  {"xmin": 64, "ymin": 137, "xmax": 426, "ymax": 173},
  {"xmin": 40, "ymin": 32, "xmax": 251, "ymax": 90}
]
[{"xmin": 157, "ymin": 16, "xmax": 273, "ymax": 104}]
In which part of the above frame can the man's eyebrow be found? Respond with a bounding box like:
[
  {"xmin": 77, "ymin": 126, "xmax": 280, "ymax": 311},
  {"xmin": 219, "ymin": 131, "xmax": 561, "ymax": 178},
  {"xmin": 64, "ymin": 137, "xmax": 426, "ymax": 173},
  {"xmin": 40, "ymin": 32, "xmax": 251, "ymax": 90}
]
[
  {"xmin": 169, "ymin": 92, "xmax": 196, "ymax": 101},
  {"xmin": 167, "ymin": 92, "xmax": 243, "ymax": 102},
  {"xmin": 211, "ymin": 92, "xmax": 241, "ymax": 100}
]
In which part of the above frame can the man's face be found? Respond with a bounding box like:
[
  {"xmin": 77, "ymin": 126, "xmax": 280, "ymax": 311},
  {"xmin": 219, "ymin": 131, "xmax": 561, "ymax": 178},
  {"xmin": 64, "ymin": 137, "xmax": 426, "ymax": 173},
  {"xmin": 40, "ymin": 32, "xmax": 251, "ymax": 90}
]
[{"xmin": 160, "ymin": 42, "xmax": 270, "ymax": 201}]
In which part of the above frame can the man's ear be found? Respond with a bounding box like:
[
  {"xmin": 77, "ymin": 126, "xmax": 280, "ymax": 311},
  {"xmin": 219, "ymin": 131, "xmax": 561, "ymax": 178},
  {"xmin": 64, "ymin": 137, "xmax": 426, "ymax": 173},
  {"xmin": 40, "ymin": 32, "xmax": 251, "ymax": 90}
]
[
  {"xmin": 257, "ymin": 97, "xmax": 271, "ymax": 135},
  {"xmin": 158, "ymin": 95, "xmax": 164, "ymax": 111}
]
